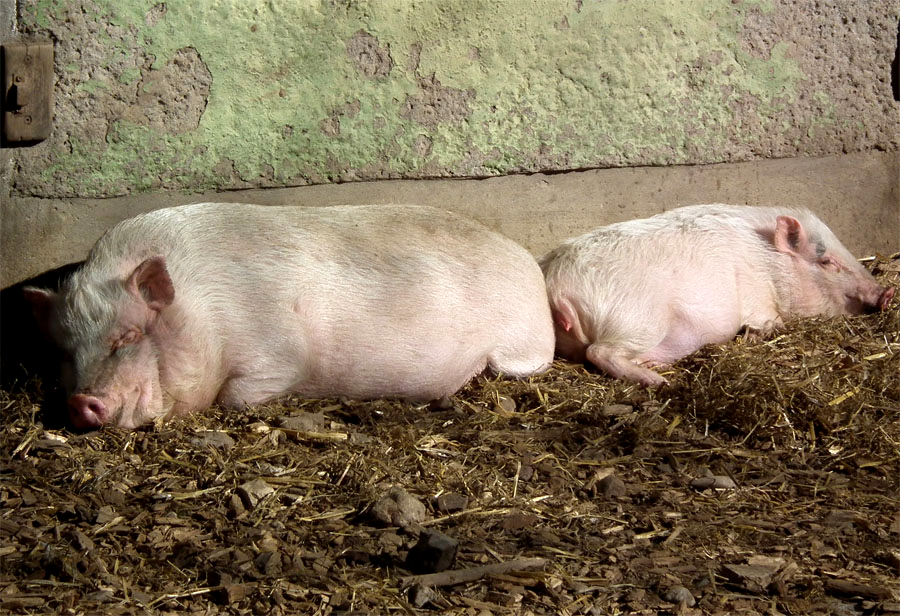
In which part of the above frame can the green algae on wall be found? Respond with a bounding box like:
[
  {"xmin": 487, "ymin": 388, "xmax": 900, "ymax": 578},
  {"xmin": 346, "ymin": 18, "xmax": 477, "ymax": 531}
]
[{"xmin": 19, "ymin": 0, "xmax": 812, "ymax": 198}]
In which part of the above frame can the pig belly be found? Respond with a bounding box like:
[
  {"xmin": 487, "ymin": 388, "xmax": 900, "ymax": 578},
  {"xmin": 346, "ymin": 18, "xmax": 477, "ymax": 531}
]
[
  {"xmin": 297, "ymin": 335, "xmax": 491, "ymax": 401},
  {"xmin": 638, "ymin": 305, "xmax": 742, "ymax": 365},
  {"xmin": 216, "ymin": 324, "xmax": 495, "ymax": 405},
  {"xmin": 639, "ymin": 325, "xmax": 735, "ymax": 364},
  {"xmin": 209, "ymin": 243, "xmax": 552, "ymax": 405}
]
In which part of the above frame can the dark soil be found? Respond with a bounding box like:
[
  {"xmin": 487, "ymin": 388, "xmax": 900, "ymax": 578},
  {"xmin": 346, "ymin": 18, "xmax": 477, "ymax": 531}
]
[{"xmin": 2, "ymin": 258, "xmax": 898, "ymax": 615}]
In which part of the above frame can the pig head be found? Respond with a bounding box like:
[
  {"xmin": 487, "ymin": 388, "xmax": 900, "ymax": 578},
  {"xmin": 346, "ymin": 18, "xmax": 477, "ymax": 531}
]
[
  {"xmin": 25, "ymin": 256, "xmax": 176, "ymax": 429},
  {"xmin": 771, "ymin": 214, "xmax": 893, "ymax": 317}
]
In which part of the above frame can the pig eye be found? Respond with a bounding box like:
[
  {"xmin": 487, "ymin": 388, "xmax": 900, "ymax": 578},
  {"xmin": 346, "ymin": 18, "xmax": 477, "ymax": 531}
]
[
  {"xmin": 818, "ymin": 256, "xmax": 841, "ymax": 271},
  {"xmin": 112, "ymin": 329, "xmax": 142, "ymax": 351}
]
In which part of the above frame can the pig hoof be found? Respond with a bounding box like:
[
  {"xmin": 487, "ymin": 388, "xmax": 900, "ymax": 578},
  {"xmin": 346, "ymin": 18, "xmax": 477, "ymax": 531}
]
[
  {"xmin": 638, "ymin": 373, "xmax": 668, "ymax": 388},
  {"xmin": 584, "ymin": 345, "xmax": 669, "ymax": 388},
  {"xmin": 631, "ymin": 363, "xmax": 669, "ymax": 387}
]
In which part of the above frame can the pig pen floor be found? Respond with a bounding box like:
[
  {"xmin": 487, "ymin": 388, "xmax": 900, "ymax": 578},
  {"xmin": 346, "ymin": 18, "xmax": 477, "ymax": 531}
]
[{"xmin": 1, "ymin": 258, "xmax": 898, "ymax": 616}]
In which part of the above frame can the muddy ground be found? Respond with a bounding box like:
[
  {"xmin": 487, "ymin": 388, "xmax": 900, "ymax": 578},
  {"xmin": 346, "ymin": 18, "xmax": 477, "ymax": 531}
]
[{"xmin": 1, "ymin": 259, "xmax": 899, "ymax": 616}]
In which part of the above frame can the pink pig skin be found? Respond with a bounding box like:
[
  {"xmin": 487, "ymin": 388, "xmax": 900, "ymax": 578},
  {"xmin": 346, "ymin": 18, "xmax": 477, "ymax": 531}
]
[
  {"xmin": 24, "ymin": 203, "xmax": 555, "ymax": 429},
  {"xmin": 539, "ymin": 204, "xmax": 894, "ymax": 387}
]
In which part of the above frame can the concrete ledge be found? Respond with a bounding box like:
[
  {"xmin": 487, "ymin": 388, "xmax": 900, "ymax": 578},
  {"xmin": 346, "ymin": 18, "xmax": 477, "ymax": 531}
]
[{"xmin": 2, "ymin": 151, "xmax": 898, "ymax": 288}]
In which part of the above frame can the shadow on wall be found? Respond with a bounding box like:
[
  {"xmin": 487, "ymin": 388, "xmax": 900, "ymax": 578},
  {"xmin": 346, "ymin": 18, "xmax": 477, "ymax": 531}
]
[
  {"xmin": 893, "ymin": 17, "xmax": 900, "ymax": 101},
  {"xmin": 0, "ymin": 263, "xmax": 82, "ymax": 429}
]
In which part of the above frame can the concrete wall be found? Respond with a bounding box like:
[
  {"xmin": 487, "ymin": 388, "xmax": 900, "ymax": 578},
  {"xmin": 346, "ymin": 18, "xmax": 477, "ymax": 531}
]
[{"xmin": 2, "ymin": 0, "xmax": 899, "ymax": 287}]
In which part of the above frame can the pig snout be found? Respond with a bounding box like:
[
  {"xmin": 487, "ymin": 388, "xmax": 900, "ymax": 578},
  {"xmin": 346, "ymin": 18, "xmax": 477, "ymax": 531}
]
[
  {"xmin": 852, "ymin": 284, "xmax": 895, "ymax": 314},
  {"xmin": 837, "ymin": 265, "xmax": 895, "ymax": 315},
  {"xmin": 68, "ymin": 394, "xmax": 110, "ymax": 429}
]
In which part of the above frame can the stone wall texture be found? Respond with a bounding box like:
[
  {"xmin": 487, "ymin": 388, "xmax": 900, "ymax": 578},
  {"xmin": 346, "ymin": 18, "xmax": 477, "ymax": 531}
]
[{"xmin": 8, "ymin": 0, "xmax": 900, "ymax": 199}]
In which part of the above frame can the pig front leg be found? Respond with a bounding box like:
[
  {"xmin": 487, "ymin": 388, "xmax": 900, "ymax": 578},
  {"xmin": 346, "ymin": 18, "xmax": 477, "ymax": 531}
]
[
  {"xmin": 216, "ymin": 371, "xmax": 299, "ymax": 408},
  {"xmin": 739, "ymin": 316, "xmax": 784, "ymax": 342},
  {"xmin": 585, "ymin": 344, "xmax": 668, "ymax": 387}
]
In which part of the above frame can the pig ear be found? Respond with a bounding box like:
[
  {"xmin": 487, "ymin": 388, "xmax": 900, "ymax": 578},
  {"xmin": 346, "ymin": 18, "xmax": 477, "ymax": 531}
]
[
  {"xmin": 127, "ymin": 256, "xmax": 175, "ymax": 311},
  {"xmin": 552, "ymin": 297, "xmax": 580, "ymax": 334},
  {"xmin": 773, "ymin": 216, "xmax": 814, "ymax": 258},
  {"xmin": 22, "ymin": 287, "xmax": 57, "ymax": 337}
]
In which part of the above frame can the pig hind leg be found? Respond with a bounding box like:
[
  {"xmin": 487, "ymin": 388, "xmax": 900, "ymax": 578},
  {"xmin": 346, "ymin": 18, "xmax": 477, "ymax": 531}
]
[
  {"xmin": 488, "ymin": 352, "xmax": 552, "ymax": 378},
  {"xmin": 485, "ymin": 306, "xmax": 555, "ymax": 378},
  {"xmin": 487, "ymin": 339, "xmax": 554, "ymax": 378},
  {"xmin": 585, "ymin": 343, "xmax": 668, "ymax": 387}
]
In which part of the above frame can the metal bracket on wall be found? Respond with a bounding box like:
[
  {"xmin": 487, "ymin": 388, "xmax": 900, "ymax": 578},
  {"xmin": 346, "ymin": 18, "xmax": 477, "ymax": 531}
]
[{"xmin": 1, "ymin": 40, "xmax": 54, "ymax": 147}]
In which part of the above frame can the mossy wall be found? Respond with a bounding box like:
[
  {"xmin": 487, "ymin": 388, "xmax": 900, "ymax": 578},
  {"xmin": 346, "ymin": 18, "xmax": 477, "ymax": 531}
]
[{"xmin": 9, "ymin": 0, "xmax": 899, "ymax": 198}]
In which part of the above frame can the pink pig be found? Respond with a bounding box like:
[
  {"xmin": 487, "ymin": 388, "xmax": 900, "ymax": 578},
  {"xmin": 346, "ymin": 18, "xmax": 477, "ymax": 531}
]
[
  {"xmin": 24, "ymin": 203, "xmax": 555, "ymax": 429},
  {"xmin": 539, "ymin": 204, "xmax": 894, "ymax": 386}
]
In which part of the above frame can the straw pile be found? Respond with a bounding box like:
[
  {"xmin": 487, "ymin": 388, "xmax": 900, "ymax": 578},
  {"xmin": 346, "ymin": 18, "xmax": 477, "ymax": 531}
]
[{"xmin": 1, "ymin": 255, "xmax": 897, "ymax": 615}]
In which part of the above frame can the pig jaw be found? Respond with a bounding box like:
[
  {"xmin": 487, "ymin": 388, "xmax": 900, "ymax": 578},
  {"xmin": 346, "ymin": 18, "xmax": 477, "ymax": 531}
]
[
  {"xmin": 66, "ymin": 342, "xmax": 168, "ymax": 430},
  {"xmin": 831, "ymin": 256, "xmax": 894, "ymax": 316},
  {"xmin": 787, "ymin": 261, "xmax": 894, "ymax": 318},
  {"xmin": 67, "ymin": 387, "xmax": 160, "ymax": 430}
]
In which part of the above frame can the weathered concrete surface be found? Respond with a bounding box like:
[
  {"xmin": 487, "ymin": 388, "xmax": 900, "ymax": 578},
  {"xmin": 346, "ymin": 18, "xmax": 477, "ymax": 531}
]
[
  {"xmin": 0, "ymin": 0, "xmax": 16, "ymax": 205},
  {"xmin": 3, "ymin": 151, "xmax": 897, "ymax": 288},
  {"xmin": 6, "ymin": 1, "xmax": 900, "ymax": 198}
]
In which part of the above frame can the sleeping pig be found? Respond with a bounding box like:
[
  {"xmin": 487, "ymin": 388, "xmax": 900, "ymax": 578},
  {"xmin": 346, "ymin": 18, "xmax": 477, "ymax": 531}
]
[
  {"xmin": 24, "ymin": 202, "xmax": 555, "ymax": 429},
  {"xmin": 539, "ymin": 204, "xmax": 894, "ymax": 386}
]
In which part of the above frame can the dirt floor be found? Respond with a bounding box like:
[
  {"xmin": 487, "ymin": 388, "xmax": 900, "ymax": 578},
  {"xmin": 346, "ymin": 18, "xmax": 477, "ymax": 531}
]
[{"xmin": 1, "ymin": 257, "xmax": 898, "ymax": 616}]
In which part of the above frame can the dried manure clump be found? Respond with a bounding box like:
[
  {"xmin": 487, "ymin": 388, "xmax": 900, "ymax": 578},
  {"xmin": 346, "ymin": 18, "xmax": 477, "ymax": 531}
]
[{"xmin": 1, "ymin": 256, "xmax": 898, "ymax": 615}]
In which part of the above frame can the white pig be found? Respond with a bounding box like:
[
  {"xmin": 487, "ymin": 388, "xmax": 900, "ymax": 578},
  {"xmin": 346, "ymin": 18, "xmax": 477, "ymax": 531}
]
[
  {"xmin": 24, "ymin": 203, "xmax": 555, "ymax": 429},
  {"xmin": 539, "ymin": 204, "xmax": 894, "ymax": 386}
]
